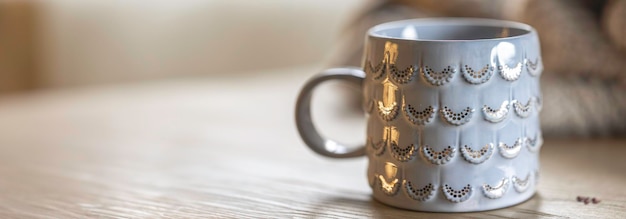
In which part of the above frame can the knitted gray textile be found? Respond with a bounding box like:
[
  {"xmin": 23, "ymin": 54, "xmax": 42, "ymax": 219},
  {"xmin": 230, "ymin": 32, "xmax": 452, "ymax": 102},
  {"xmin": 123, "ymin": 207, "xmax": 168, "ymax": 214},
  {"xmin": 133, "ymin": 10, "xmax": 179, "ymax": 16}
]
[{"xmin": 330, "ymin": 0, "xmax": 626, "ymax": 137}]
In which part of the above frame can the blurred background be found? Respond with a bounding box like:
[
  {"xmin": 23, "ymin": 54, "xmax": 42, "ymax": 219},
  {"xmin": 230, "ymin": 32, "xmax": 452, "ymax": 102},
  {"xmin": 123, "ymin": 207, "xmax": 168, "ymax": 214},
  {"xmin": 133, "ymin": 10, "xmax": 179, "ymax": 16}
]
[
  {"xmin": 0, "ymin": 0, "xmax": 625, "ymax": 137},
  {"xmin": 0, "ymin": 0, "xmax": 367, "ymax": 91}
]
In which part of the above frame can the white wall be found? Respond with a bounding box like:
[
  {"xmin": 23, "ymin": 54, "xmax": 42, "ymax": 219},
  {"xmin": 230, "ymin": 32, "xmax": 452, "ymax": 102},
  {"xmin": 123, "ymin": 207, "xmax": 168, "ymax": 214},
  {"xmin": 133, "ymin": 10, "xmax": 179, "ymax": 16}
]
[{"xmin": 37, "ymin": 0, "xmax": 368, "ymax": 87}]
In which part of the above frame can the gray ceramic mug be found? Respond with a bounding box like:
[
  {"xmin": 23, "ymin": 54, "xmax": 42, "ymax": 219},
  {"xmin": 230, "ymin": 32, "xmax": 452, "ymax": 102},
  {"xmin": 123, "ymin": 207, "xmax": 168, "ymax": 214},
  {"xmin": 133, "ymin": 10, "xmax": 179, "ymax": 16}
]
[{"xmin": 295, "ymin": 18, "xmax": 543, "ymax": 212}]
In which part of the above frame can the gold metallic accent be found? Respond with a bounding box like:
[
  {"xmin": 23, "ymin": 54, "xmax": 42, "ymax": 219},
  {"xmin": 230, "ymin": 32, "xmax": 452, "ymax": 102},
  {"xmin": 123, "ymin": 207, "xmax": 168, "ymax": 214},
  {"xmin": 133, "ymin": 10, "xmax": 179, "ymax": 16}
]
[
  {"xmin": 378, "ymin": 162, "xmax": 400, "ymax": 195},
  {"xmin": 384, "ymin": 41, "xmax": 398, "ymax": 65},
  {"xmin": 378, "ymin": 175, "xmax": 399, "ymax": 195},
  {"xmin": 384, "ymin": 162, "xmax": 398, "ymax": 180},
  {"xmin": 370, "ymin": 126, "xmax": 399, "ymax": 157},
  {"xmin": 377, "ymin": 78, "xmax": 399, "ymax": 121},
  {"xmin": 383, "ymin": 126, "xmax": 400, "ymax": 148},
  {"xmin": 381, "ymin": 78, "xmax": 397, "ymax": 108}
]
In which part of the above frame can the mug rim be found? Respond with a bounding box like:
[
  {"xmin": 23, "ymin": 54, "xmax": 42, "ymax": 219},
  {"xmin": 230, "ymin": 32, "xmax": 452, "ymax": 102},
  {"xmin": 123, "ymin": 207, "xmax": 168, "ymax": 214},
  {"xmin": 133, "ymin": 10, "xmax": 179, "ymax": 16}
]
[{"xmin": 367, "ymin": 17, "xmax": 535, "ymax": 43}]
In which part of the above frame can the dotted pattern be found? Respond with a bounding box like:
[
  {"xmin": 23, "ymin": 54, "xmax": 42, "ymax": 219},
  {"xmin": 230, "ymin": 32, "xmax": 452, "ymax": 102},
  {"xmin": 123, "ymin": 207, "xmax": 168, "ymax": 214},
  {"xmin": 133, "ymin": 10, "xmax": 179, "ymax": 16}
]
[
  {"xmin": 369, "ymin": 134, "xmax": 540, "ymax": 164},
  {"xmin": 512, "ymin": 174, "xmax": 531, "ymax": 193},
  {"xmin": 482, "ymin": 178, "xmax": 509, "ymax": 199},
  {"xmin": 482, "ymin": 101, "xmax": 510, "ymax": 123},
  {"xmin": 403, "ymin": 103, "xmax": 435, "ymax": 126},
  {"xmin": 377, "ymin": 101, "xmax": 398, "ymax": 121},
  {"xmin": 422, "ymin": 66, "xmax": 456, "ymax": 86},
  {"xmin": 442, "ymin": 184, "xmax": 473, "ymax": 203},
  {"xmin": 526, "ymin": 58, "xmax": 541, "ymax": 77},
  {"xmin": 389, "ymin": 65, "xmax": 417, "ymax": 84},
  {"xmin": 462, "ymin": 64, "xmax": 494, "ymax": 84},
  {"xmin": 390, "ymin": 143, "xmax": 415, "ymax": 162},
  {"xmin": 364, "ymin": 58, "xmax": 542, "ymax": 84},
  {"xmin": 403, "ymin": 181, "xmax": 436, "ymax": 201},
  {"xmin": 498, "ymin": 63, "xmax": 523, "ymax": 81},
  {"xmin": 366, "ymin": 60, "xmax": 385, "ymax": 80},
  {"xmin": 512, "ymin": 99, "xmax": 533, "ymax": 118},
  {"xmin": 364, "ymin": 50, "xmax": 542, "ymax": 204},
  {"xmin": 420, "ymin": 145, "xmax": 456, "ymax": 165},
  {"xmin": 498, "ymin": 138, "xmax": 523, "ymax": 159},
  {"xmin": 440, "ymin": 106, "xmax": 474, "ymax": 126},
  {"xmin": 460, "ymin": 143, "xmax": 494, "ymax": 164},
  {"xmin": 376, "ymin": 98, "xmax": 537, "ymax": 126}
]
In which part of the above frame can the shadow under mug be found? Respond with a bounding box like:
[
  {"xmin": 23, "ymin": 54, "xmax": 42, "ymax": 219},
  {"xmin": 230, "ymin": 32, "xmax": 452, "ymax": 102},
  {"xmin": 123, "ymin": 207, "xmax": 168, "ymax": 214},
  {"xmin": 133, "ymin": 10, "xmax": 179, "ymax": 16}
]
[{"xmin": 295, "ymin": 18, "xmax": 543, "ymax": 212}]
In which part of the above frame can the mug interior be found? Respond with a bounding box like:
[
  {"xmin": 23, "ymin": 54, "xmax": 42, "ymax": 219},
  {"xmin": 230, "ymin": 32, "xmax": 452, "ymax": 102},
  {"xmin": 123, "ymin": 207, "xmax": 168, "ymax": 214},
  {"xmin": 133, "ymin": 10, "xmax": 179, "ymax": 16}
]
[{"xmin": 369, "ymin": 18, "xmax": 532, "ymax": 41}]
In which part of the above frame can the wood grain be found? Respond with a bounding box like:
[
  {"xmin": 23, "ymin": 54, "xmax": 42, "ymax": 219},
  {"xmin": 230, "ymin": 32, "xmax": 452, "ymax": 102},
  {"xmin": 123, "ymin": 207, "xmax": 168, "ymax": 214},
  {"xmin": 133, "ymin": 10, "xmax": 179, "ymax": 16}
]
[{"xmin": 0, "ymin": 68, "xmax": 624, "ymax": 218}]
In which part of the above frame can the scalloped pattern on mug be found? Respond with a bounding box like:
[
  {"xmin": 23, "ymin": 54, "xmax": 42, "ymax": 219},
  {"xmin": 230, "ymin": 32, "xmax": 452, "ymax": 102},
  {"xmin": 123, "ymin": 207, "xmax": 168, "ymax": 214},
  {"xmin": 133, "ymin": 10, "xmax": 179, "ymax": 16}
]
[
  {"xmin": 420, "ymin": 145, "xmax": 456, "ymax": 165},
  {"xmin": 368, "ymin": 137, "xmax": 386, "ymax": 156},
  {"xmin": 366, "ymin": 60, "xmax": 385, "ymax": 80},
  {"xmin": 498, "ymin": 138, "xmax": 523, "ymax": 159},
  {"xmin": 402, "ymin": 99, "xmax": 436, "ymax": 126},
  {"xmin": 525, "ymin": 134, "xmax": 543, "ymax": 153},
  {"xmin": 421, "ymin": 66, "xmax": 455, "ymax": 86},
  {"xmin": 512, "ymin": 173, "xmax": 531, "ymax": 193},
  {"xmin": 460, "ymin": 143, "xmax": 494, "ymax": 164},
  {"xmin": 482, "ymin": 101, "xmax": 510, "ymax": 123},
  {"xmin": 498, "ymin": 63, "xmax": 522, "ymax": 81},
  {"xmin": 389, "ymin": 65, "xmax": 417, "ymax": 84},
  {"xmin": 440, "ymin": 106, "xmax": 474, "ymax": 126},
  {"xmin": 377, "ymin": 101, "xmax": 398, "ymax": 121},
  {"xmin": 442, "ymin": 184, "xmax": 473, "ymax": 203},
  {"xmin": 378, "ymin": 174, "xmax": 400, "ymax": 195},
  {"xmin": 462, "ymin": 64, "xmax": 494, "ymax": 84},
  {"xmin": 367, "ymin": 58, "xmax": 539, "ymax": 85},
  {"xmin": 512, "ymin": 98, "xmax": 533, "ymax": 118},
  {"xmin": 403, "ymin": 180, "xmax": 436, "ymax": 201},
  {"xmin": 390, "ymin": 144, "xmax": 416, "ymax": 162},
  {"xmin": 525, "ymin": 58, "xmax": 542, "ymax": 77},
  {"xmin": 482, "ymin": 178, "xmax": 509, "ymax": 199}
]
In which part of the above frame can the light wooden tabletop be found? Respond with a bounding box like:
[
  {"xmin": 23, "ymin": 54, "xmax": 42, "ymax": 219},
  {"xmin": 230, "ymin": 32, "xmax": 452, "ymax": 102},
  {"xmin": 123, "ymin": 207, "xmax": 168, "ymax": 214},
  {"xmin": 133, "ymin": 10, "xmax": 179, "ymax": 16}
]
[{"xmin": 0, "ymin": 68, "xmax": 624, "ymax": 218}]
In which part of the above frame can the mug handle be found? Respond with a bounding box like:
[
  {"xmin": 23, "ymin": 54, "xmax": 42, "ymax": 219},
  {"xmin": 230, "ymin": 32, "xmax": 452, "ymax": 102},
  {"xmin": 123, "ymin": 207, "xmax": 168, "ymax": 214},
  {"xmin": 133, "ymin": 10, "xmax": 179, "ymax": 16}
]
[{"xmin": 295, "ymin": 67, "xmax": 366, "ymax": 158}]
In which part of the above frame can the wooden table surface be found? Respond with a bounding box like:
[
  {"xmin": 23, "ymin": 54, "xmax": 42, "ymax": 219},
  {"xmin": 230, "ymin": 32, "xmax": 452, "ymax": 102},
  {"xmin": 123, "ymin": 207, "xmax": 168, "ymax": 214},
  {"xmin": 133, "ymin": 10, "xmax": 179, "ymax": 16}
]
[{"xmin": 0, "ymin": 68, "xmax": 624, "ymax": 218}]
